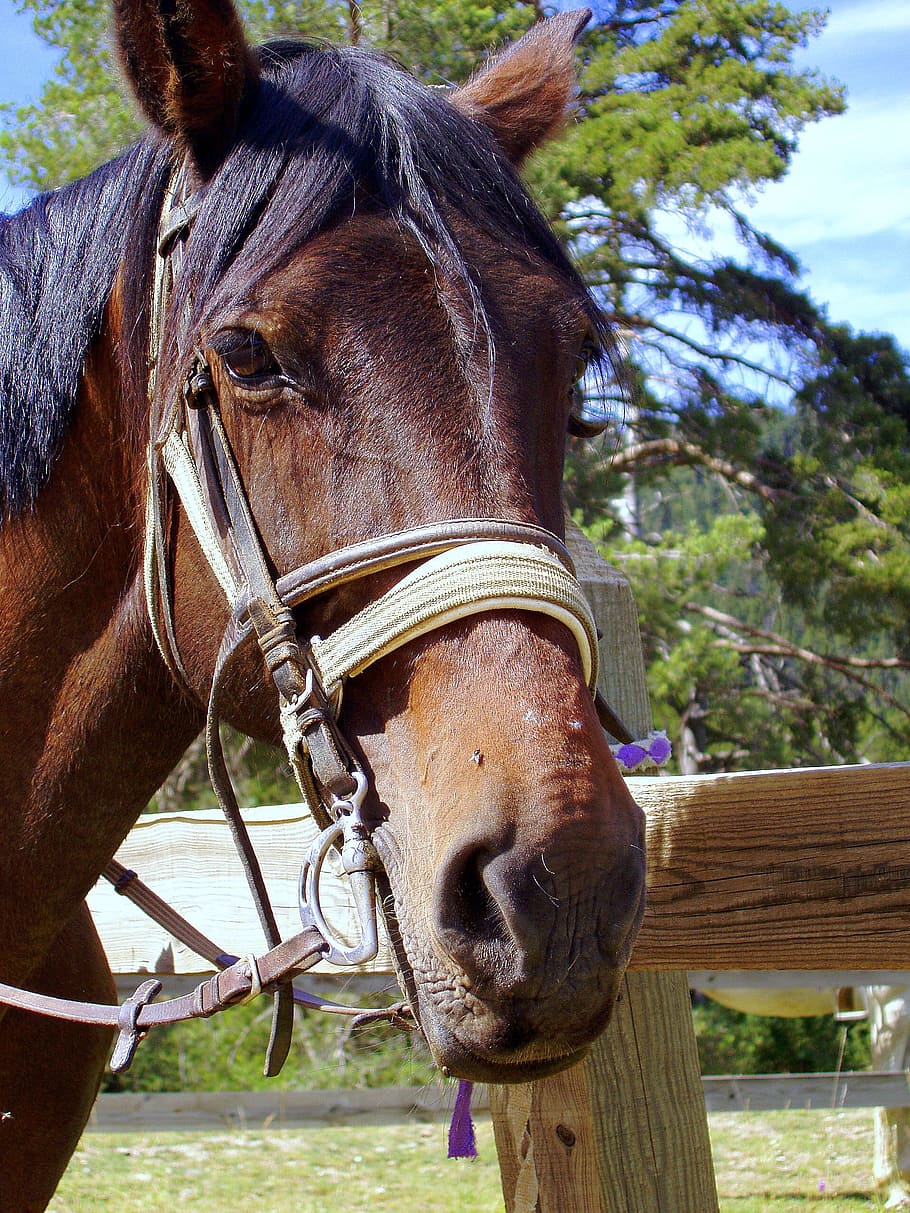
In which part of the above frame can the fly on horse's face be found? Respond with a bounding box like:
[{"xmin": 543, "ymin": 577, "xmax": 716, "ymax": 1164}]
[{"xmin": 118, "ymin": 1, "xmax": 647, "ymax": 1085}]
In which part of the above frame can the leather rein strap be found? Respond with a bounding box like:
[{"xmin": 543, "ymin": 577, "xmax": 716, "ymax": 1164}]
[{"xmin": 0, "ymin": 925, "xmax": 327, "ymax": 1074}]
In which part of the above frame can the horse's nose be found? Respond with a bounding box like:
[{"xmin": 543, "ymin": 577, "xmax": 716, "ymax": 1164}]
[
  {"xmin": 431, "ymin": 789, "xmax": 646, "ymax": 1003},
  {"xmin": 432, "ymin": 828, "xmax": 557, "ymax": 998}
]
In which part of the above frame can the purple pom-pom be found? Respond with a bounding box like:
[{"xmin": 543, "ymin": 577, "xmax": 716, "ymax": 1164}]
[{"xmin": 611, "ymin": 730, "xmax": 672, "ymax": 773}]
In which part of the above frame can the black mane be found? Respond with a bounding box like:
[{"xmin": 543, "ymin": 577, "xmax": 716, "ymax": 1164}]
[
  {"xmin": 1, "ymin": 41, "xmax": 603, "ymax": 520},
  {"xmin": 0, "ymin": 142, "xmax": 169, "ymax": 518}
]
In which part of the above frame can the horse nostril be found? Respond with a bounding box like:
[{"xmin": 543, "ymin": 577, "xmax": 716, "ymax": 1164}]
[
  {"xmin": 433, "ymin": 838, "xmax": 546, "ymax": 994},
  {"xmin": 435, "ymin": 843, "xmax": 499, "ymax": 973}
]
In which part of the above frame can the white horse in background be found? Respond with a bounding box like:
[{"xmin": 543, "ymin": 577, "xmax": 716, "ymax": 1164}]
[{"xmin": 696, "ymin": 982, "xmax": 910, "ymax": 1208}]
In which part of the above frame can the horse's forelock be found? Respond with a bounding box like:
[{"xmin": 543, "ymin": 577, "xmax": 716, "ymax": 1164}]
[{"xmin": 175, "ymin": 42, "xmax": 599, "ymax": 381}]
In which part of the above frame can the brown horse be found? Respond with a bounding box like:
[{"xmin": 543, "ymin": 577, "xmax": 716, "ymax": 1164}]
[{"xmin": 0, "ymin": 2, "xmax": 645, "ymax": 1206}]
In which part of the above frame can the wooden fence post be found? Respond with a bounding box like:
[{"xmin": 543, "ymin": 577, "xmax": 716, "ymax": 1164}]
[{"xmin": 490, "ymin": 527, "xmax": 718, "ymax": 1213}]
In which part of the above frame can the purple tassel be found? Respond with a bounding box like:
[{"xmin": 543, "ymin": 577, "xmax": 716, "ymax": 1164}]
[{"xmin": 447, "ymin": 1079, "xmax": 477, "ymax": 1158}]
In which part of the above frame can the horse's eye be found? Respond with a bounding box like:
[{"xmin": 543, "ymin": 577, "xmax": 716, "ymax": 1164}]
[
  {"xmin": 215, "ymin": 330, "xmax": 282, "ymax": 387},
  {"xmin": 574, "ymin": 346, "xmax": 594, "ymax": 384},
  {"xmin": 568, "ymin": 343, "xmax": 608, "ymax": 438}
]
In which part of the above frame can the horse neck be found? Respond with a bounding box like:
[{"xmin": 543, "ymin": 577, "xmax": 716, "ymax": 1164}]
[{"xmin": 0, "ymin": 312, "xmax": 200, "ymax": 965}]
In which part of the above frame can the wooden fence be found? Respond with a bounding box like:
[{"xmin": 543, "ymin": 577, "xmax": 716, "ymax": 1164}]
[
  {"xmin": 89, "ymin": 761, "xmax": 910, "ymax": 978},
  {"xmin": 88, "ymin": 773, "xmax": 910, "ymax": 1121},
  {"xmin": 85, "ymin": 529, "xmax": 910, "ymax": 1212},
  {"xmin": 83, "ymin": 1069, "xmax": 910, "ymax": 1133}
]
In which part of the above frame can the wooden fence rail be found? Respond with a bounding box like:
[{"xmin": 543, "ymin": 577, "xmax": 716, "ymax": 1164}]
[
  {"xmin": 87, "ymin": 767, "xmax": 910, "ymax": 1178},
  {"xmin": 88, "ymin": 762, "xmax": 910, "ymax": 977},
  {"xmin": 85, "ymin": 1071, "xmax": 910, "ymax": 1133}
]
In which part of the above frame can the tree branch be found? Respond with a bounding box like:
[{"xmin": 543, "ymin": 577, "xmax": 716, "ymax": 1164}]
[
  {"xmin": 685, "ymin": 602, "xmax": 910, "ymax": 719},
  {"xmin": 609, "ymin": 438, "xmax": 787, "ymax": 502},
  {"xmin": 645, "ymin": 318, "xmax": 796, "ymax": 386},
  {"xmin": 687, "ymin": 603, "xmax": 910, "ymax": 672}
]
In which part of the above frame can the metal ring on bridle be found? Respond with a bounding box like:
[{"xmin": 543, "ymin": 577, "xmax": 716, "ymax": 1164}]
[{"xmin": 298, "ymin": 771, "xmax": 381, "ymax": 966}]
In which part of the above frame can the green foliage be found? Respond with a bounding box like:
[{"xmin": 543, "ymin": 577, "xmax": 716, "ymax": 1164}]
[
  {"xmin": 1, "ymin": 0, "xmax": 140, "ymax": 190},
  {"xmin": 575, "ymin": 2, "xmax": 841, "ymax": 213},
  {"xmin": 767, "ymin": 329, "xmax": 910, "ymax": 655},
  {"xmin": 693, "ymin": 996, "xmax": 870, "ymax": 1077},
  {"xmin": 0, "ymin": 0, "xmax": 540, "ymax": 191},
  {"xmin": 570, "ymin": 319, "xmax": 910, "ymax": 772},
  {"xmin": 150, "ymin": 730, "xmax": 299, "ymax": 814},
  {"xmin": 582, "ymin": 453, "xmax": 910, "ymax": 771},
  {"xmin": 363, "ymin": 0, "xmax": 537, "ymax": 83}
]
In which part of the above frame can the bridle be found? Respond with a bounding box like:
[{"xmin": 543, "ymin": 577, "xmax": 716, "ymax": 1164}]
[
  {"xmin": 0, "ymin": 162, "xmax": 648, "ymax": 1075},
  {"xmin": 142, "ymin": 166, "xmax": 610, "ymax": 1071}
]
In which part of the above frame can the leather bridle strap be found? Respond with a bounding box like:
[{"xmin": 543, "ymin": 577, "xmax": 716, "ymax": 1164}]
[
  {"xmin": 145, "ymin": 172, "xmax": 305, "ymax": 1075},
  {"xmin": 309, "ymin": 540, "xmax": 600, "ymax": 695},
  {"xmin": 0, "ymin": 925, "xmax": 326, "ymax": 1074},
  {"xmin": 102, "ymin": 859, "xmax": 412, "ymax": 1026}
]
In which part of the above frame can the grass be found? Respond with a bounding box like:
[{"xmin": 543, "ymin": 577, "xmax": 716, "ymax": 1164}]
[
  {"xmin": 49, "ymin": 1120, "xmax": 504, "ymax": 1213},
  {"xmin": 710, "ymin": 1110, "xmax": 881, "ymax": 1211},
  {"xmin": 46, "ymin": 1109, "xmax": 888, "ymax": 1212}
]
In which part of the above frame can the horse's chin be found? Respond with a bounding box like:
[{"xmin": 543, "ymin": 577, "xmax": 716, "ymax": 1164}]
[
  {"xmin": 408, "ymin": 989, "xmax": 611, "ymax": 1084},
  {"xmin": 421, "ymin": 1016, "xmax": 592, "ymax": 1083}
]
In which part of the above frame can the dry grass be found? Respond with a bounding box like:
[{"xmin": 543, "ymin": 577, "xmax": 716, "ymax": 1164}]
[
  {"xmin": 46, "ymin": 1109, "xmax": 888, "ymax": 1212},
  {"xmin": 49, "ymin": 1120, "xmax": 504, "ymax": 1213},
  {"xmin": 711, "ymin": 1110, "xmax": 881, "ymax": 1211}
]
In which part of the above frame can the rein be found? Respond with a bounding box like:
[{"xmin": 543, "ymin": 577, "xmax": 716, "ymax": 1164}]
[{"xmin": 0, "ymin": 164, "xmax": 661, "ymax": 1077}]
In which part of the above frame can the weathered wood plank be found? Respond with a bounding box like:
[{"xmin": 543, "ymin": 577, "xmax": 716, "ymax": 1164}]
[
  {"xmin": 113, "ymin": 971, "xmax": 910, "ymax": 1001},
  {"xmin": 86, "ymin": 1073, "xmax": 910, "ymax": 1132},
  {"xmin": 631, "ymin": 762, "xmax": 910, "ymax": 970},
  {"xmin": 89, "ymin": 763, "xmax": 910, "ymax": 976},
  {"xmin": 583, "ymin": 970, "xmax": 718, "ymax": 1212},
  {"xmin": 703, "ymin": 1072, "xmax": 910, "ymax": 1113},
  {"xmin": 87, "ymin": 805, "xmax": 395, "ymax": 976},
  {"xmin": 691, "ymin": 972, "xmax": 910, "ymax": 990},
  {"xmin": 490, "ymin": 531, "xmax": 719, "ymax": 1213},
  {"xmin": 87, "ymin": 1084, "xmax": 488, "ymax": 1131}
]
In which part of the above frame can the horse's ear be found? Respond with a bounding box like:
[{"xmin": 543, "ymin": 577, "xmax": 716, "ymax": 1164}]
[
  {"xmin": 451, "ymin": 10, "xmax": 591, "ymax": 165},
  {"xmin": 112, "ymin": 0, "xmax": 258, "ymax": 177}
]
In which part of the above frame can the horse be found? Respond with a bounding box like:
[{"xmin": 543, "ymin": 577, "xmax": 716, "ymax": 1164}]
[{"xmin": 0, "ymin": 2, "xmax": 646, "ymax": 1206}]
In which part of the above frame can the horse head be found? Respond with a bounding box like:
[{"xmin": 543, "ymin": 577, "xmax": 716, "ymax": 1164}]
[{"xmin": 113, "ymin": 0, "xmax": 646, "ymax": 1084}]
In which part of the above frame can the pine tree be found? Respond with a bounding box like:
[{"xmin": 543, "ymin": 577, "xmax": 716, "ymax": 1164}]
[{"xmin": 4, "ymin": 0, "xmax": 905, "ymax": 775}]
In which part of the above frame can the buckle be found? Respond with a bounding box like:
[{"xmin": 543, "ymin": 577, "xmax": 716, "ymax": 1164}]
[{"xmin": 184, "ymin": 355, "xmax": 216, "ymax": 409}]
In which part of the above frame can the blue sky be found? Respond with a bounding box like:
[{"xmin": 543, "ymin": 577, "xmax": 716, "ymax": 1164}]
[
  {"xmin": 1, "ymin": 0, "xmax": 908, "ymax": 351},
  {"xmin": 742, "ymin": 0, "xmax": 910, "ymax": 350}
]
